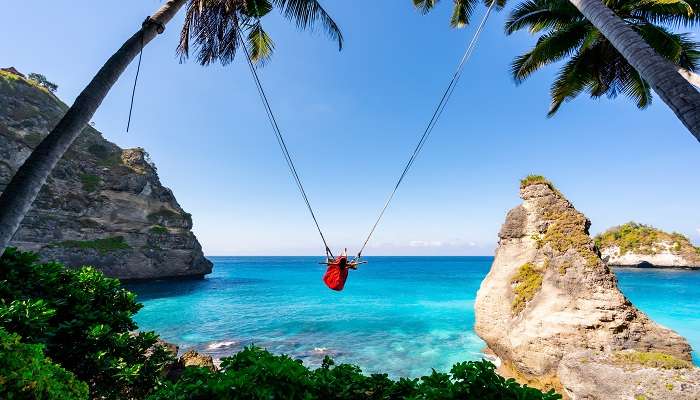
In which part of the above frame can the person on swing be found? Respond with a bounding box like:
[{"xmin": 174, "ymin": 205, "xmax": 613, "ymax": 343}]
[{"xmin": 322, "ymin": 248, "xmax": 359, "ymax": 291}]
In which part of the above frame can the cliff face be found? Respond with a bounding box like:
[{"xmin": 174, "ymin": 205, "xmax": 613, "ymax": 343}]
[
  {"xmin": 596, "ymin": 222, "xmax": 700, "ymax": 268},
  {"xmin": 475, "ymin": 176, "xmax": 699, "ymax": 399},
  {"xmin": 0, "ymin": 69, "xmax": 212, "ymax": 280}
]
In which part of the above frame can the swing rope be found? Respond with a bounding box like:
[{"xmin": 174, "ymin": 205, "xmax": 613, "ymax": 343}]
[
  {"xmin": 240, "ymin": 2, "xmax": 495, "ymax": 260},
  {"xmin": 241, "ymin": 36, "xmax": 334, "ymax": 259},
  {"xmin": 127, "ymin": 17, "xmax": 166, "ymax": 133},
  {"xmin": 356, "ymin": 2, "xmax": 495, "ymax": 258}
]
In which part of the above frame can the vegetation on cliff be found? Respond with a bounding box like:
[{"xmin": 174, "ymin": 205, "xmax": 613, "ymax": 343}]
[
  {"xmin": 614, "ymin": 351, "xmax": 692, "ymax": 370},
  {"xmin": 511, "ymin": 263, "xmax": 544, "ymax": 314},
  {"xmin": 520, "ymin": 175, "xmax": 562, "ymax": 197},
  {"xmin": 0, "ymin": 248, "xmax": 560, "ymax": 399},
  {"xmin": 595, "ymin": 222, "xmax": 700, "ymax": 257}
]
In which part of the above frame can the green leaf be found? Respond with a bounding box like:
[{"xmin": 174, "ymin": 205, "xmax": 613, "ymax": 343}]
[{"xmin": 247, "ymin": 22, "xmax": 275, "ymax": 65}]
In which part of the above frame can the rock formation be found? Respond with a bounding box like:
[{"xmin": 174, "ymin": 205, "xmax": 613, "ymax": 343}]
[
  {"xmin": 596, "ymin": 222, "xmax": 700, "ymax": 269},
  {"xmin": 0, "ymin": 68, "xmax": 212, "ymax": 280},
  {"xmin": 475, "ymin": 176, "xmax": 700, "ymax": 399}
]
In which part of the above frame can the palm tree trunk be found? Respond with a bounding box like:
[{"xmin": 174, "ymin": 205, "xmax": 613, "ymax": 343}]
[
  {"xmin": 0, "ymin": 0, "xmax": 188, "ymax": 256},
  {"xmin": 569, "ymin": 0, "xmax": 700, "ymax": 143}
]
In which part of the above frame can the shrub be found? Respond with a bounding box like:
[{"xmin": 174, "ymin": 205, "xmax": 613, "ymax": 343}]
[
  {"xmin": 148, "ymin": 346, "xmax": 560, "ymax": 400},
  {"xmin": 80, "ymin": 173, "xmax": 100, "ymax": 192},
  {"xmin": 0, "ymin": 248, "xmax": 174, "ymax": 399},
  {"xmin": 0, "ymin": 327, "xmax": 89, "ymax": 399},
  {"xmin": 149, "ymin": 225, "xmax": 169, "ymax": 235},
  {"xmin": 27, "ymin": 72, "xmax": 58, "ymax": 93},
  {"xmin": 51, "ymin": 236, "xmax": 131, "ymax": 253}
]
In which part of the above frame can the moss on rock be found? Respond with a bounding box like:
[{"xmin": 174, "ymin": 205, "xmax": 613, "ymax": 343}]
[
  {"xmin": 511, "ymin": 262, "xmax": 544, "ymax": 314},
  {"xmin": 51, "ymin": 236, "xmax": 131, "ymax": 254},
  {"xmin": 614, "ymin": 351, "xmax": 692, "ymax": 370}
]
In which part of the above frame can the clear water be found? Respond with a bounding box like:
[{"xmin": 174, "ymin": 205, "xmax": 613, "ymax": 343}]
[{"xmin": 128, "ymin": 256, "xmax": 700, "ymax": 377}]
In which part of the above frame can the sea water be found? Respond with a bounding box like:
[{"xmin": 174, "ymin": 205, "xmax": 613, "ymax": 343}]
[{"xmin": 128, "ymin": 257, "xmax": 700, "ymax": 377}]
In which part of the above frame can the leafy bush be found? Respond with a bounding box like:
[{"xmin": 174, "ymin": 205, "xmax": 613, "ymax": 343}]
[
  {"xmin": 149, "ymin": 346, "xmax": 561, "ymax": 400},
  {"xmin": 27, "ymin": 72, "xmax": 58, "ymax": 93},
  {"xmin": 80, "ymin": 173, "xmax": 100, "ymax": 192},
  {"xmin": 0, "ymin": 327, "xmax": 89, "ymax": 399},
  {"xmin": 0, "ymin": 248, "xmax": 174, "ymax": 399}
]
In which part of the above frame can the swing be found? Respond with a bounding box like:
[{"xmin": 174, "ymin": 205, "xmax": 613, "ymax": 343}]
[{"xmin": 241, "ymin": 4, "xmax": 495, "ymax": 291}]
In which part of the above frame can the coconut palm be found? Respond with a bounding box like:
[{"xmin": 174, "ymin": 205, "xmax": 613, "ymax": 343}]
[
  {"xmin": 413, "ymin": 0, "xmax": 506, "ymax": 27},
  {"xmin": 0, "ymin": 0, "xmax": 343, "ymax": 255},
  {"xmin": 506, "ymin": 0, "xmax": 700, "ymax": 115},
  {"xmin": 414, "ymin": 0, "xmax": 700, "ymax": 142}
]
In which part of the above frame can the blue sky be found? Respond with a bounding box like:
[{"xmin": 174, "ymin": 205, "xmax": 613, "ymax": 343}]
[{"xmin": 3, "ymin": 1, "xmax": 700, "ymax": 255}]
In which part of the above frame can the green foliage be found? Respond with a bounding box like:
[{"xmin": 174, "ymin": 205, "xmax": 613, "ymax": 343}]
[
  {"xmin": 149, "ymin": 346, "xmax": 560, "ymax": 400},
  {"xmin": 594, "ymin": 222, "xmax": 700, "ymax": 256},
  {"xmin": 27, "ymin": 73, "xmax": 58, "ymax": 93},
  {"xmin": 52, "ymin": 236, "xmax": 131, "ymax": 253},
  {"xmin": 80, "ymin": 173, "xmax": 100, "ymax": 192},
  {"xmin": 0, "ymin": 248, "xmax": 174, "ymax": 399},
  {"xmin": 505, "ymin": 0, "xmax": 700, "ymax": 115},
  {"xmin": 511, "ymin": 263, "xmax": 544, "ymax": 314},
  {"xmin": 412, "ymin": 0, "xmax": 506, "ymax": 28},
  {"xmin": 0, "ymin": 327, "xmax": 89, "ymax": 399},
  {"xmin": 178, "ymin": 0, "xmax": 342, "ymax": 67},
  {"xmin": 520, "ymin": 175, "xmax": 562, "ymax": 196},
  {"xmin": 149, "ymin": 225, "xmax": 169, "ymax": 235},
  {"xmin": 614, "ymin": 351, "xmax": 692, "ymax": 370}
]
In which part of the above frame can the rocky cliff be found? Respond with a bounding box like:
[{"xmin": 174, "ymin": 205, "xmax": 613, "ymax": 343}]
[
  {"xmin": 0, "ymin": 68, "xmax": 212, "ymax": 280},
  {"xmin": 475, "ymin": 176, "xmax": 699, "ymax": 399},
  {"xmin": 595, "ymin": 222, "xmax": 700, "ymax": 269}
]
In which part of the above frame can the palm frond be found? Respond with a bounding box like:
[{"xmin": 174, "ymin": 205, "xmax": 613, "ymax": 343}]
[
  {"xmin": 621, "ymin": 66, "xmax": 653, "ymax": 108},
  {"xmin": 178, "ymin": 0, "xmax": 247, "ymax": 65},
  {"xmin": 247, "ymin": 21, "xmax": 275, "ymax": 65},
  {"xmin": 511, "ymin": 21, "xmax": 591, "ymax": 82},
  {"xmin": 413, "ymin": 0, "xmax": 441, "ymax": 14},
  {"xmin": 548, "ymin": 49, "xmax": 594, "ymax": 116},
  {"xmin": 630, "ymin": 0, "xmax": 700, "ymax": 28},
  {"xmin": 272, "ymin": 0, "xmax": 343, "ymax": 50},
  {"xmin": 451, "ymin": 0, "xmax": 477, "ymax": 27},
  {"xmin": 505, "ymin": 0, "xmax": 581, "ymax": 34},
  {"xmin": 245, "ymin": 0, "xmax": 273, "ymax": 17},
  {"xmin": 634, "ymin": 22, "xmax": 700, "ymax": 70}
]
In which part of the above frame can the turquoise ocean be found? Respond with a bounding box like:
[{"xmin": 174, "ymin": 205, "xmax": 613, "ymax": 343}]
[{"xmin": 128, "ymin": 256, "xmax": 700, "ymax": 377}]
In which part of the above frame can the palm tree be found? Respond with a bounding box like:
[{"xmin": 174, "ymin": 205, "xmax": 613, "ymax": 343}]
[
  {"xmin": 414, "ymin": 0, "xmax": 700, "ymax": 142},
  {"xmin": 506, "ymin": 0, "xmax": 700, "ymax": 115},
  {"xmin": 0, "ymin": 0, "xmax": 342, "ymax": 255}
]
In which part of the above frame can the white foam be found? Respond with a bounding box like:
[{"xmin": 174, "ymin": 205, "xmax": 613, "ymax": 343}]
[{"xmin": 206, "ymin": 340, "xmax": 237, "ymax": 350}]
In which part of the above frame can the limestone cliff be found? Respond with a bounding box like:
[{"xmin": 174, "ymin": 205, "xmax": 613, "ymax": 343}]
[
  {"xmin": 0, "ymin": 68, "xmax": 212, "ymax": 280},
  {"xmin": 475, "ymin": 176, "xmax": 699, "ymax": 399},
  {"xmin": 595, "ymin": 222, "xmax": 700, "ymax": 269}
]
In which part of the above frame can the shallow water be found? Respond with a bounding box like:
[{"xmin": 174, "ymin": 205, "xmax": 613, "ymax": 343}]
[{"xmin": 128, "ymin": 256, "xmax": 700, "ymax": 377}]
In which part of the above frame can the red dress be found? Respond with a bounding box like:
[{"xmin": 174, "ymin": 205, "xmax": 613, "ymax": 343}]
[{"xmin": 323, "ymin": 255, "xmax": 349, "ymax": 291}]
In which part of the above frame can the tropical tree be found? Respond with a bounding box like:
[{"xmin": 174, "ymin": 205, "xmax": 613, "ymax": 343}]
[
  {"xmin": 0, "ymin": 0, "xmax": 342, "ymax": 255},
  {"xmin": 413, "ymin": 0, "xmax": 700, "ymax": 142},
  {"xmin": 506, "ymin": 0, "xmax": 700, "ymax": 115}
]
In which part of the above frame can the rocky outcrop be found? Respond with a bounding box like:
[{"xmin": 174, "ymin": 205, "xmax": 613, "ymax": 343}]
[
  {"xmin": 596, "ymin": 222, "xmax": 700, "ymax": 269},
  {"xmin": 475, "ymin": 176, "xmax": 699, "ymax": 399},
  {"xmin": 0, "ymin": 68, "xmax": 212, "ymax": 280}
]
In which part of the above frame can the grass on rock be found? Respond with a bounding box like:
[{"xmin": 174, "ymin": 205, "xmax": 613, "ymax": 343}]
[
  {"xmin": 52, "ymin": 236, "xmax": 131, "ymax": 253},
  {"xmin": 511, "ymin": 262, "xmax": 543, "ymax": 314}
]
